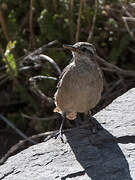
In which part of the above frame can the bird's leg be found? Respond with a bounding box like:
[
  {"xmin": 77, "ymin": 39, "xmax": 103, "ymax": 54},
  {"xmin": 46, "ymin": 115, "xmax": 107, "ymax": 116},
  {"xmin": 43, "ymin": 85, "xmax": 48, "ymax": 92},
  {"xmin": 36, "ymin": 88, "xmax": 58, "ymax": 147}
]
[
  {"xmin": 53, "ymin": 112, "xmax": 66, "ymax": 142},
  {"xmin": 44, "ymin": 113, "xmax": 66, "ymax": 143},
  {"xmin": 59, "ymin": 112, "xmax": 66, "ymax": 135}
]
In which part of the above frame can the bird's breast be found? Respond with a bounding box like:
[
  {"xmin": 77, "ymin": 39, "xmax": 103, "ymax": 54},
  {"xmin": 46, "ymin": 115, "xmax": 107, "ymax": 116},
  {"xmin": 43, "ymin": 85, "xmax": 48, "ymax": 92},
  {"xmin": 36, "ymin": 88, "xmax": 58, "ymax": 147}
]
[
  {"xmin": 58, "ymin": 62, "xmax": 103, "ymax": 98},
  {"xmin": 55, "ymin": 62, "xmax": 103, "ymax": 112}
]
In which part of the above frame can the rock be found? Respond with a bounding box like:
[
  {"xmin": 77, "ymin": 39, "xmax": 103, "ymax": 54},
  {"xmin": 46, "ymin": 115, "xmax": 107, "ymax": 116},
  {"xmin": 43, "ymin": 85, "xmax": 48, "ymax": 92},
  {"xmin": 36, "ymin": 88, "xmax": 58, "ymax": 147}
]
[{"xmin": 1, "ymin": 88, "xmax": 135, "ymax": 180}]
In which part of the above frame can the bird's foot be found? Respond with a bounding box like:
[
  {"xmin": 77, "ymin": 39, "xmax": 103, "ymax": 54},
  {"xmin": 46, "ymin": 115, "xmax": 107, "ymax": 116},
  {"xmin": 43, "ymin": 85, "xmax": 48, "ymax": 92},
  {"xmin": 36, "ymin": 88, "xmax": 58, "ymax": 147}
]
[
  {"xmin": 53, "ymin": 129, "xmax": 65, "ymax": 143},
  {"xmin": 44, "ymin": 129, "xmax": 65, "ymax": 143}
]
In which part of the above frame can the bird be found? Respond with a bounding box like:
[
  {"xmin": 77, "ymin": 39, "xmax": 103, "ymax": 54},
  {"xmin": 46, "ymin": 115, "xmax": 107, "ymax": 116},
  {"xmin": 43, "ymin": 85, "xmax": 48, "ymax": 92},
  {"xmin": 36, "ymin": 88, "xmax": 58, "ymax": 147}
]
[{"xmin": 53, "ymin": 42, "xmax": 103, "ymax": 139}]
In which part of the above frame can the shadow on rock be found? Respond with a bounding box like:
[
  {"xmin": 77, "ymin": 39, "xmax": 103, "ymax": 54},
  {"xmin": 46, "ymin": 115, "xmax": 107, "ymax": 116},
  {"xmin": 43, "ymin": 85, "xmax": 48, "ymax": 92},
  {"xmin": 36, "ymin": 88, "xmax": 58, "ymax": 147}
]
[{"xmin": 63, "ymin": 118, "xmax": 132, "ymax": 180}]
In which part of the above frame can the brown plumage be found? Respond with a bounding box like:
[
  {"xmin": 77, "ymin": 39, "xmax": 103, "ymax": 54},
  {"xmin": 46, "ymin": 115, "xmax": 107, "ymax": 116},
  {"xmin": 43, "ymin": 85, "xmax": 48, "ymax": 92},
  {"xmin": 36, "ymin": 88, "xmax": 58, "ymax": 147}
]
[{"xmin": 54, "ymin": 42, "xmax": 103, "ymax": 122}]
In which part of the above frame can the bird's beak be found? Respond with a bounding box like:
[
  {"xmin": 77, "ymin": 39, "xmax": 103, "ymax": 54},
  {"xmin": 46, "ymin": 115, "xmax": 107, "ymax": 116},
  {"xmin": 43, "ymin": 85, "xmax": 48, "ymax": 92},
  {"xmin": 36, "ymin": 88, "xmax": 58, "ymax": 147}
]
[{"xmin": 63, "ymin": 44, "xmax": 76, "ymax": 52}]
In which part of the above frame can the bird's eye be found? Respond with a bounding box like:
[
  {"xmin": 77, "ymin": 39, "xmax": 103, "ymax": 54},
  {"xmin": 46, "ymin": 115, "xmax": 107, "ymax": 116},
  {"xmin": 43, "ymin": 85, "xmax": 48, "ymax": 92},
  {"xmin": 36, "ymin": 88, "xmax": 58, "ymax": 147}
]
[
  {"xmin": 81, "ymin": 46, "xmax": 94, "ymax": 56},
  {"xmin": 81, "ymin": 47, "xmax": 87, "ymax": 52}
]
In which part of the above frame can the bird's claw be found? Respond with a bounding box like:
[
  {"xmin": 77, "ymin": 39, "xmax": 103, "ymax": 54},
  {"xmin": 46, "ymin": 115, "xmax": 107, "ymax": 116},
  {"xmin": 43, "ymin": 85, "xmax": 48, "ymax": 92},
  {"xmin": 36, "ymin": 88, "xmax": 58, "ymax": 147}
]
[
  {"xmin": 53, "ymin": 130, "xmax": 65, "ymax": 143},
  {"xmin": 44, "ymin": 130, "xmax": 65, "ymax": 143}
]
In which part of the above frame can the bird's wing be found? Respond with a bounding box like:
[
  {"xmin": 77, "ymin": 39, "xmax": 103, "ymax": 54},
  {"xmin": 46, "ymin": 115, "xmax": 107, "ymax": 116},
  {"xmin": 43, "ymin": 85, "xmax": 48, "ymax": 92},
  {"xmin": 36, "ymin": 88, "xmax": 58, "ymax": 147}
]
[
  {"xmin": 53, "ymin": 62, "xmax": 73, "ymax": 114},
  {"xmin": 57, "ymin": 63, "xmax": 72, "ymax": 88}
]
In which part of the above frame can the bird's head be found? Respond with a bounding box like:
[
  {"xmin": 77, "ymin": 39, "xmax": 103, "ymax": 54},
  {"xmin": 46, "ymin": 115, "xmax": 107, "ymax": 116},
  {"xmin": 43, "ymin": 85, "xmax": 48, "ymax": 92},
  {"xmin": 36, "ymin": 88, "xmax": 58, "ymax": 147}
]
[{"xmin": 63, "ymin": 42, "xmax": 96, "ymax": 59}]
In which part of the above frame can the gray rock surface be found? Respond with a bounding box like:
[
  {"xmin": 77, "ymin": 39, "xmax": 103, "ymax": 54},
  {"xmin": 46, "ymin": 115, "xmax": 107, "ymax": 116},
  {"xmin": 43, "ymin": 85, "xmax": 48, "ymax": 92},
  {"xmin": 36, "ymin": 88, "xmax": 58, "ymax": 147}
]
[{"xmin": 1, "ymin": 88, "xmax": 135, "ymax": 180}]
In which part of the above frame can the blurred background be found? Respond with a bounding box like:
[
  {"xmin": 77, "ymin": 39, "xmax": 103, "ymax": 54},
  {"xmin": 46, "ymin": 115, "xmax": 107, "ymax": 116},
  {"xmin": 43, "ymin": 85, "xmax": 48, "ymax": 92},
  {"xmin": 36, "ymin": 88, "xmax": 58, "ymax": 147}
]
[{"xmin": 0, "ymin": 0, "xmax": 135, "ymax": 159}]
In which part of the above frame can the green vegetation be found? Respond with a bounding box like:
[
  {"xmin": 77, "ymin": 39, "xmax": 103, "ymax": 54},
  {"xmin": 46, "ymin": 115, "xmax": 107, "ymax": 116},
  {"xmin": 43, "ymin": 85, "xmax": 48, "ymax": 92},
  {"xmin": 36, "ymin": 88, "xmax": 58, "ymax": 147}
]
[{"xmin": 0, "ymin": 0, "xmax": 135, "ymax": 133}]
